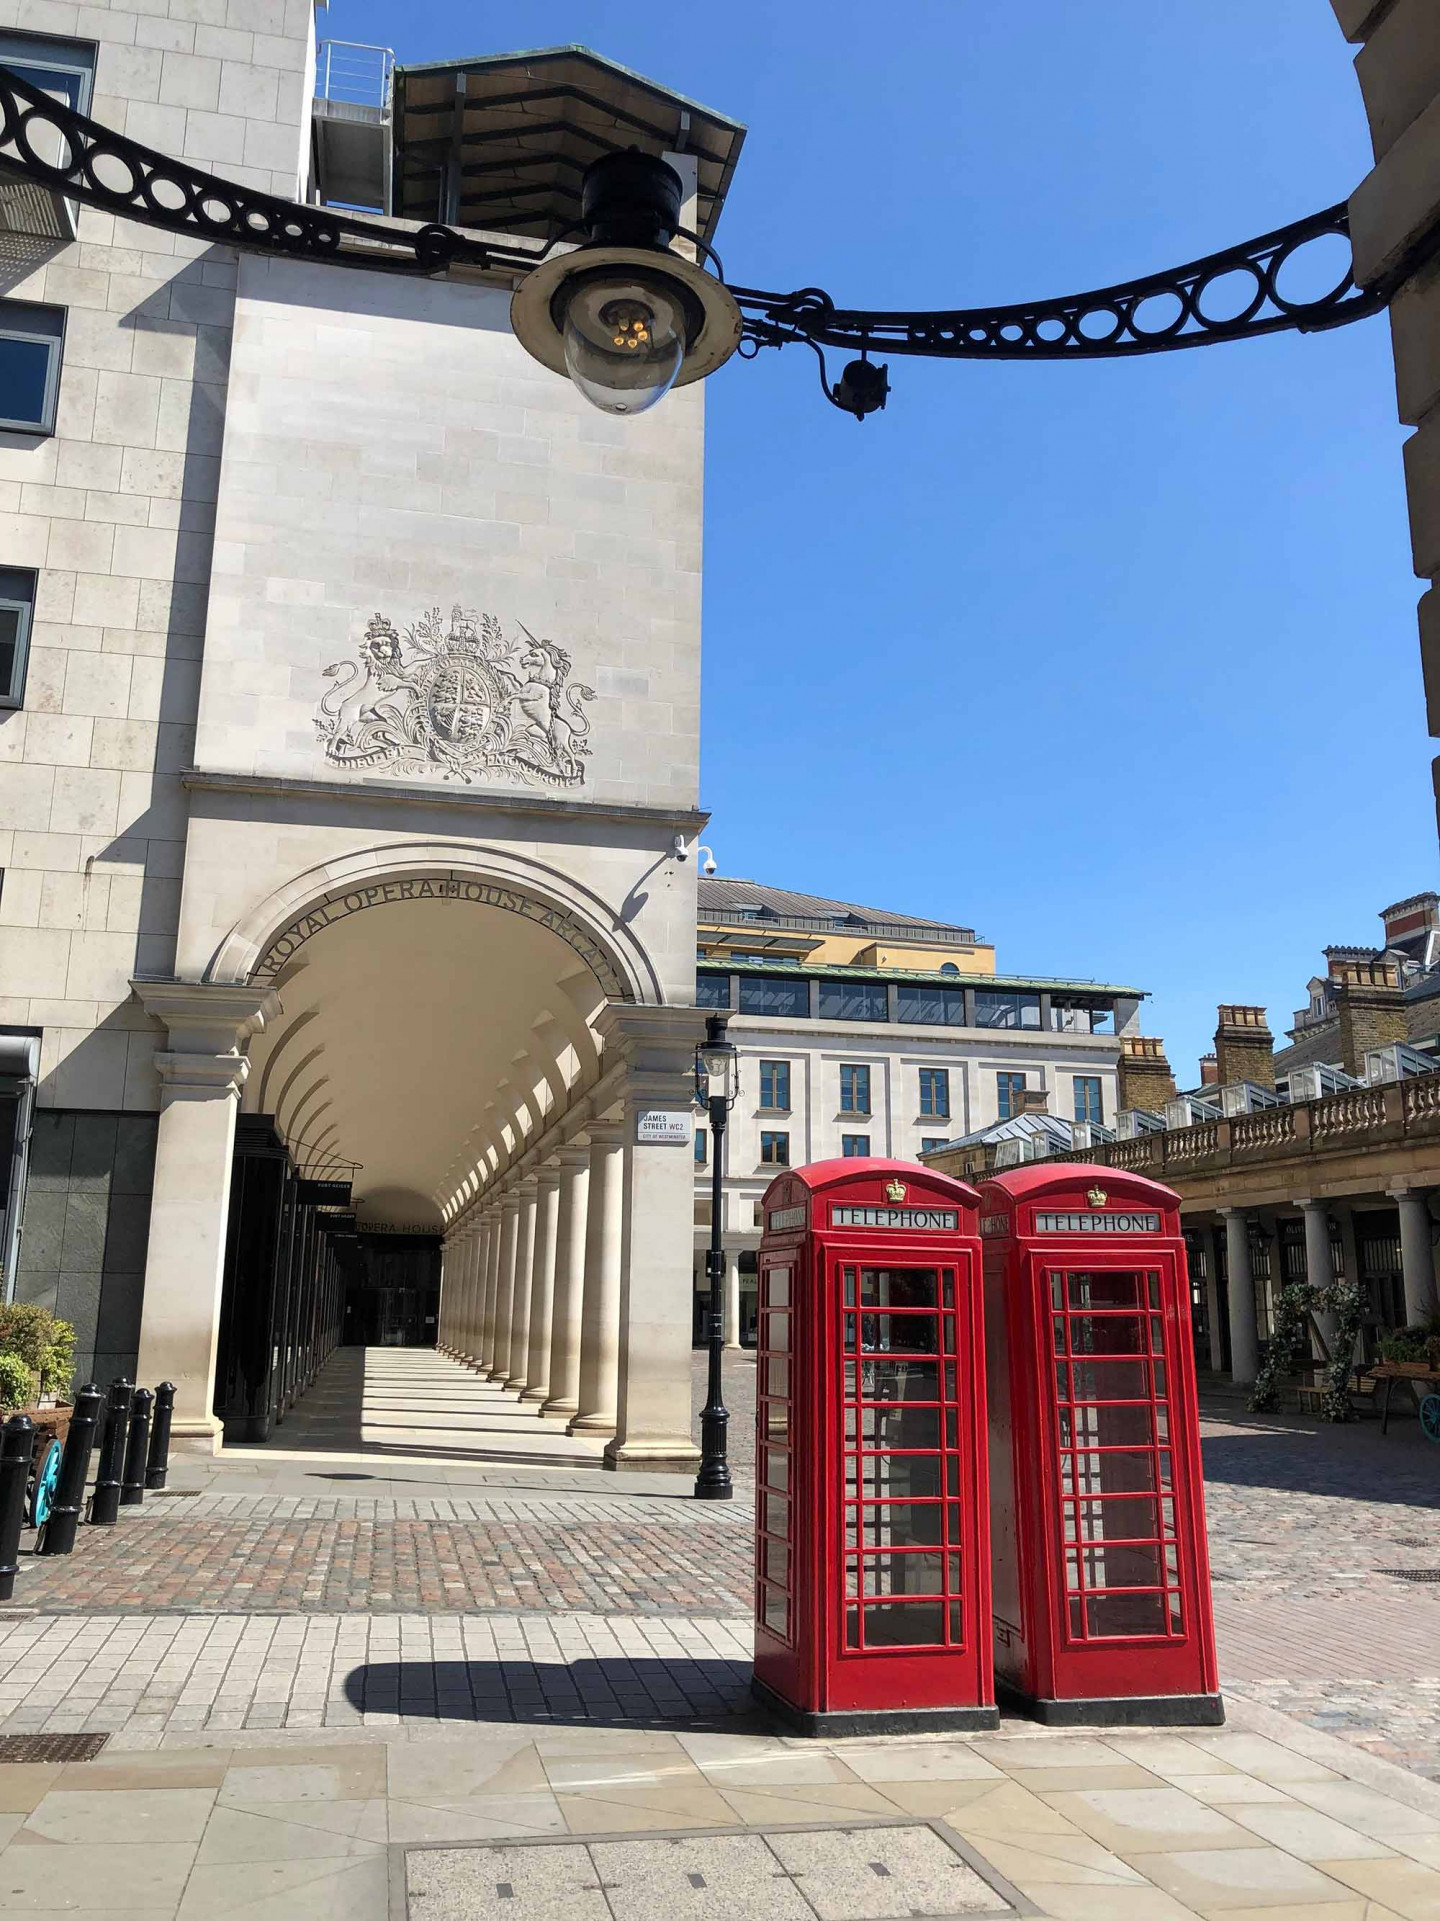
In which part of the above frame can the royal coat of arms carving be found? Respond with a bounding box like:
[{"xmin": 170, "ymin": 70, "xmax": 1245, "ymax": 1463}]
[{"xmin": 314, "ymin": 607, "xmax": 596, "ymax": 787}]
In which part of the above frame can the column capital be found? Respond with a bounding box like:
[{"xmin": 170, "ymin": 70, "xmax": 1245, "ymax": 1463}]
[
  {"xmin": 1389, "ymin": 1184, "xmax": 1429, "ymax": 1202},
  {"xmin": 135, "ymin": 980, "xmax": 281, "ymax": 1053},
  {"xmin": 499, "ymin": 1188, "xmax": 522, "ymax": 1215},
  {"xmin": 535, "ymin": 1162, "xmax": 565, "ymax": 1188},
  {"xmin": 554, "ymin": 1142, "xmax": 592, "ymax": 1171},
  {"xmin": 514, "ymin": 1172, "xmax": 540, "ymax": 1199},
  {"xmin": 585, "ymin": 1118, "xmax": 627, "ymax": 1148}
]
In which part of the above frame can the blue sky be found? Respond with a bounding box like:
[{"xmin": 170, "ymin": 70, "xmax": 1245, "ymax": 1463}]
[{"xmin": 330, "ymin": 0, "xmax": 1431, "ymax": 1081}]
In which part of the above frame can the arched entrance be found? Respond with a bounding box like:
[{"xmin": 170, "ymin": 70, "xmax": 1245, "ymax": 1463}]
[{"xmin": 132, "ymin": 850, "xmax": 705, "ymax": 1473}]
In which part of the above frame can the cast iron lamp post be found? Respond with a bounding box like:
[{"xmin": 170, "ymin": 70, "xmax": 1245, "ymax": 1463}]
[
  {"xmin": 0, "ymin": 62, "xmax": 1402, "ymax": 424},
  {"xmin": 694, "ymin": 1013, "xmax": 739, "ymax": 1502}
]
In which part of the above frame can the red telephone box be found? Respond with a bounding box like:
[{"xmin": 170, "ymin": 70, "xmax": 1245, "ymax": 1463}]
[
  {"xmin": 980, "ymin": 1165, "xmax": 1222, "ymax": 1725},
  {"xmin": 752, "ymin": 1159, "xmax": 997, "ymax": 1735}
]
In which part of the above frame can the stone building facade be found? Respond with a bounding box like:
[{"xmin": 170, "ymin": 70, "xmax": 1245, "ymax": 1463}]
[{"xmin": 0, "ymin": 10, "xmax": 739, "ymax": 1466}]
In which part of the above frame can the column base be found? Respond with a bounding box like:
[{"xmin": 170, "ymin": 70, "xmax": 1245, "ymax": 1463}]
[
  {"xmin": 502, "ymin": 1374, "xmax": 527, "ymax": 1394},
  {"xmin": 170, "ymin": 1417, "xmax": 223, "ymax": 1458},
  {"xmin": 602, "ymin": 1436, "xmax": 702, "ymax": 1473},
  {"xmin": 567, "ymin": 1411, "xmax": 616, "ymax": 1436},
  {"xmin": 518, "ymin": 1386, "xmax": 548, "ymax": 1404},
  {"xmin": 543, "ymin": 1396, "xmax": 579, "ymax": 1419}
]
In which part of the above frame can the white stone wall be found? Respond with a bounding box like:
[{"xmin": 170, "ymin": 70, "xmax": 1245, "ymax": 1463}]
[
  {"xmin": 0, "ymin": 0, "xmax": 314, "ymax": 1110},
  {"xmin": 193, "ymin": 256, "xmax": 704, "ymax": 813}
]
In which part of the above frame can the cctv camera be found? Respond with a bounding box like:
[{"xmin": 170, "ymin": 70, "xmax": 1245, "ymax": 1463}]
[
  {"xmin": 702, "ymin": 854, "xmax": 718, "ymax": 876},
  {"xmin": 672, "ymin": 835, "xmax": 689, "ymax": 861}
]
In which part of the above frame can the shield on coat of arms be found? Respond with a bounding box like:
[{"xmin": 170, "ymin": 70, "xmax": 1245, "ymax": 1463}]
[{"xmin": 422, "ymin": 653, "xmax": 505, "ymax": 755}]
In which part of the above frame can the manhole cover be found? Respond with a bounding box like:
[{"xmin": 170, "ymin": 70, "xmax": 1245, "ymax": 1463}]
[
  {"xmin": 1380, "ymin": 1569, "xmax": 1440, "ymax": 1583},
  {"xmin": 403, "ymin": 1821, "xmax": 1024, "ymax": 1920},
  {"xmin": 0, "ymin": 1733, "xmax": 109, "ymax": 1763}
]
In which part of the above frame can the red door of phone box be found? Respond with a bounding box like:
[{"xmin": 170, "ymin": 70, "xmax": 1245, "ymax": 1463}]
[
  {"xmin": 979, "ymin": 1164, "xmax": 1222, "ymax": 1726},
  {"xmin": 751, "ymin": 1159, "xmax": 997, "ymax": 1735}
]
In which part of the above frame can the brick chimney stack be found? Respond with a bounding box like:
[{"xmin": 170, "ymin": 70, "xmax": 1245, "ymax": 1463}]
[
  {"xmin": 1213, "ymin": 1006, "xmax": 1275, "ymax": 1090},
  {"xmin": 1013, "ymin": 1088, "xmax": 1050, "ymax": 1116},
  {"xmin": 1330, "ymin": 959, "xmax": 1406, "ymax": 1076},
  {"xmin": 1118, "ymin": 1036, "xmax": 1176, "ymax": 1113},
  {"xmin": 1198, "ymin": 1054, "xmax": 1220, "ymax": 1087}
]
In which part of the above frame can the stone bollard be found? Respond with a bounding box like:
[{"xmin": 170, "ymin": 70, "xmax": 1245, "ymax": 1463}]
[{"xmin": 38, "ymin": 1384, "xmax": 101, "ymax": 1556}]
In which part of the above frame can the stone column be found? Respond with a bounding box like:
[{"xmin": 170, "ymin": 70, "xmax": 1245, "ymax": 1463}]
[
  {"xmin": 544, "ymin": 1142, "xmax": 590, "ymax": 1419},
  {"xmin": 1221, "ymin": 1209, "xmax": 1260, "ymax": 1387},
  {"xmin": 570, "ymin": 1120, "xmax": 625, "ymax": 1436},
  {"xmin": 522, "ymin": 1166, "xmax": 562, "ymax": 1403},
  {"xmin": 438, "ymin": 1237, "xmax": 456, "ymax": 1351},
  {"xmin": 134, "ymin": 983, "xmax": 281, "ymax": 1455},
  {"xmin": 1205, "ymin": 1226, "xmax": 1224, "ymax": 1372},
  {"xmin": 723, "ymin": 1247, "xmax": 742, "ymax": 1348},
  {"xmin": 474, "ymin": 1214, "xmax": 495, "ymax": 1367},
  {"xmin": 1394, "ymin": 1188, "xmax": 1439, "ymax": 1324},
  {"xmin": 599, "ymin": 1004, "xmax": 707, "ymax": 1472},
  {"xmin": 470, "ymin": 1218, "xmax": 490, "ymax": 1362},
  {"xmin": 479, "ymin": 1203, "xmax": 502, "ymax": 1372},
  {"xmin": 449, "ymin": 1225, "xmax": 470, "ymax": 1359},
  {"xmin": 488, "ymin": 1192, "xmax": 520, "ymax": 1381},
  {"xmin": 505, "ymin": 1175, "xmax": 539, "ymax": 1392},
  {"xmin": 1298, "ymin": 1199, "xmax": 1340, "ymax": 1357}
]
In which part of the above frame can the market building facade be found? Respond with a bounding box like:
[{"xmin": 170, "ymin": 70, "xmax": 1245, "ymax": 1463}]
[{"xmin": 692, "ymin": 877, "xmax": 1147, "ymax": 1345}]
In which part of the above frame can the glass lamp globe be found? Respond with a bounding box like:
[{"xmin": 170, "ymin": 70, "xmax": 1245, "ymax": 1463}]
[{"xmin": 559, "ymin": 266, "xmax": 696, "ymax": 416}]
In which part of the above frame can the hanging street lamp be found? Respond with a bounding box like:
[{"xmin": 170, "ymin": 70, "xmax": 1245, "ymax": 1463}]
[
  {"xmin": 0, "ymin": 63, "xmax": 1404, "ymax": 425},
  {"xmin": 694, "ymin": 1014, "xmax": 740, "ymax": 1503}
]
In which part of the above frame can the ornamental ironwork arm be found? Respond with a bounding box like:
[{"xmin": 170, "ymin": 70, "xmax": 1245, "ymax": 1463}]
[
  {"xmin": 730, "ymin": 202, "xmax": 1388, "ymax": 365},
  {"xmin": 0, "ymin": 62, "xmax": 538, "ymax": 278},
  {"xmin": 0, "ymin": 59, "xmax": 1393, "ymax": 415}
]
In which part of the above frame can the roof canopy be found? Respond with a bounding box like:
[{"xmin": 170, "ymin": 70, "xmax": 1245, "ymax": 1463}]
[{"xmin": 392, "ymin": 45, "xmax": 746, "ymax": 244}]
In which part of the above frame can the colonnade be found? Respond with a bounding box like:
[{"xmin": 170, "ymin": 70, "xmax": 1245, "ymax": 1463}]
[
  {"xmin": 1214, "ymin": 1189, "xmax": 1438, "ymax": 1386},
  {"xmin": 437, "ymin": 1120, "xmax": 627, "ymax": 1436},
  {"xmin": 433, "ymin": 1001, "xmax": 704, "ymax": 1471}
]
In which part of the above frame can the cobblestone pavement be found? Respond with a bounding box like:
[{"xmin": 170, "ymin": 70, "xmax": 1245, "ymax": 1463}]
[
  {"xmin": 1200, "ymin": 1401, "xmax": 1440, "ymax": 1780},
  {"xmin": 9, "ymin": 1493, "xmax": 752, "ymax": 1618}
]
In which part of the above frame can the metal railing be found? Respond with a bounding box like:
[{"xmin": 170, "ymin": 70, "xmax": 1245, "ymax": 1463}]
[{"xmin": 315, "ymin": 40, "xmax": 394, "ymax": 112}]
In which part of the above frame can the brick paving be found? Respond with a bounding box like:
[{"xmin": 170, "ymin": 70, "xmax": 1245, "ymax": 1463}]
[{"xmin": 10, "ymin": 1495, "xmax": 752, "ymax": 1617}]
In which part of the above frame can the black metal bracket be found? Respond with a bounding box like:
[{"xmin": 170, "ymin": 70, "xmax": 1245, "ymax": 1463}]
[{"xmin": 0, "ymin": 61, "xmax": 1391, "ymax": 418}]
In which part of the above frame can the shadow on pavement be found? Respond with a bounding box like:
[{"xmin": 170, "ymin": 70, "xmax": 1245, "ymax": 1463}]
[{"xmin": 343, "ymin": 1657, "xmax": 758, "ymax": 1728}]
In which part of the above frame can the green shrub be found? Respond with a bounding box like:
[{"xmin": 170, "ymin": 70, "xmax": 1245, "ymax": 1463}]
[
  {"xmin": 0, "ymin": 1352, "xmax": 35, "ymax": 1413},
  {"xmin": 1379, "ymin": 1329, "xmax": 1429, "ymax": 1363},
  {"xmin": 0, "ymin": 1304, "xmax": 76, "ymax": 1401}
]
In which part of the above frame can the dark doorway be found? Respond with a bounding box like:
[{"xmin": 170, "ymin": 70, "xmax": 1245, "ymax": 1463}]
[{"xmin": 342, "ymin": 1233, "xmax": 441, "ymax": 1347}]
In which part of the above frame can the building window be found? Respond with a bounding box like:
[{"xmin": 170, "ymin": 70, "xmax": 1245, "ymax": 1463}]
[
  {"xmin": 841, "ymin": 1134, "xmax": 871, "ymax": 1157},
  {"xmin": 1074, "ymin": 1076, "xmax": 1103, "ymax": 1125},
  {"xmin": 694, "ymin": 1128, "xmax": 707, "ymax": 1165},
  {"xmin": 939, "ymin": 962, "xmax": 960, "ymax": 976},
  {"xmin": 760, "ymin": 1131, "xmax": 790, "ymax": 1166},
  {"xmin": 739, "ymin": 975, "xmax": 809, "ymax": 1018},
  {"xmin": 839, "ymin": 1063, "xmax": 871, "ymax": 1114},
  {"xmin": 0, "ymin": 33, "xmax": 95, "ymax": 112},
  {"xmin": 919, "ymin": 1067, "xmax": 950, "ymax": 1118},
  {"xmin": 696, "ymin": 972, "xmax": 732, "ymax": 1008},
  {"xmin": 759, "ymin": 1060, "xmax": 790, "ymax": 1111},
  {"xmin": 920, "ymin": 1138, "xmax": 948, "ymax": 1154},
  {"xmin": 817, "ymin": 980, "xmax": 888, "ymax": 1021},
  {"xmin": 0, "ymin": 301, "xmax": 64, "ymax": 436},
  {"xmin": 0, "ymin": 569, "xmax": 36, "ymax": 710},
  {"xmin": 896, "ymin": 984, "xmax": 964, "ymax": 1026},
  {"xmin": 976, "ymin": 991, "xmax": 1041, "ymax": 1030},
  {"xmin": 997, "ymin": 1071, "xmax": 1026, "ymax": 1120}
]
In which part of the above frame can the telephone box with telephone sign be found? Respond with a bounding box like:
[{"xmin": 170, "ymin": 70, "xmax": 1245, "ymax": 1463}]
[
  {"xmin": 752, "ymin": 1159, "xmax": 997, "ymax": 1735},
  {"xmin": 980, "ymin": 1165, "xmax": 1222, "ymax": 1725}
]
